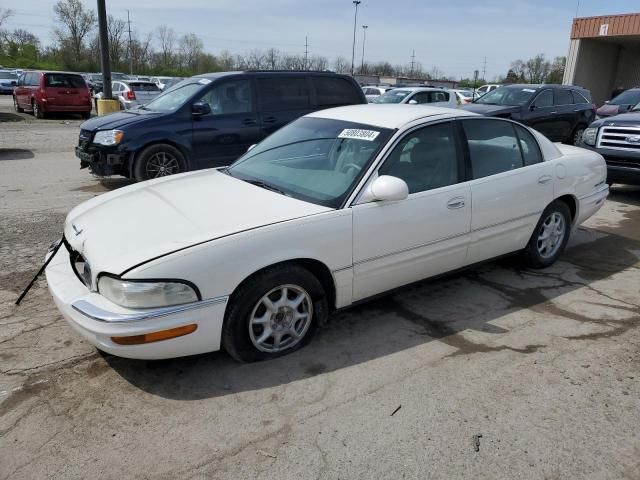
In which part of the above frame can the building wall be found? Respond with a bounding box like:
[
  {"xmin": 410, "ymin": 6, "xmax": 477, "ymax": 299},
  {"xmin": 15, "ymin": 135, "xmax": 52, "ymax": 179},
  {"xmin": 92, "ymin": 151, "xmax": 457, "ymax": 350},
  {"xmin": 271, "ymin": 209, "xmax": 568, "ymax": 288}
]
[
  {"xmin": 569, "ymin": 39, "xmax": 620, "ymax": 106},
  {"xmin": 613, "ymin": 46, "xmax": 640, "ymax": 89}
]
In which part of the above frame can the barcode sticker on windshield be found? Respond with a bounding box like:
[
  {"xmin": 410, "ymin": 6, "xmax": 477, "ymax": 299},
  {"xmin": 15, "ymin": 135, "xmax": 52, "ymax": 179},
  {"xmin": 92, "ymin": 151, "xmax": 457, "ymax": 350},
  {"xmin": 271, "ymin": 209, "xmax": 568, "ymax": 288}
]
[
  {"xmin": 338, "ymin": 129, "xmax": 380, "ymax": 141},
  {"xmin": 522, "ymin": 88, "xmax": 536, "ymax": 92}
]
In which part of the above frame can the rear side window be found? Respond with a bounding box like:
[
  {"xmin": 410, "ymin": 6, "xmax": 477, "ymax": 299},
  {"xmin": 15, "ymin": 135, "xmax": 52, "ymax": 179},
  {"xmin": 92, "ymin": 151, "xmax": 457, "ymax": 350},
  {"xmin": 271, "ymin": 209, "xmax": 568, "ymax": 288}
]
[
  {"xmin": 555, "ymin": 89, "xmax": 573, "ymax": 106},
  {"xmin": 258, "ymin": 77, "xmax": 309, "ymax": 111},
  {"xmin": 413, "ymin": 91, "xmax": 450, "ymax": 103},
  {"xmin": 45, "ymin": 74, "xmax": 86, "ymax": 88},
  {"xmin": 462, "ymin": 119, "xmax": 523, "ymax": 179},
  {"xmin": 313, "ymin": 77, "xmax": 360, "ymax": 107},
  {"xmin": 571, "ymin": 90, "xmax": 589, "ymax": 104},
  {"xmin": 27, "ymin": 72, "xmax": 40, "ymax": 86},
  {"xmin": 532, "ymin": 90, "xmax": 553, "ymax": 108},
  {"xmin": 129, "ymin": 83, "xmax": 160, "ymax": 91},
  {"xmin": 514, "ymin": 125, "xmax": 542, "ymax": 166}
]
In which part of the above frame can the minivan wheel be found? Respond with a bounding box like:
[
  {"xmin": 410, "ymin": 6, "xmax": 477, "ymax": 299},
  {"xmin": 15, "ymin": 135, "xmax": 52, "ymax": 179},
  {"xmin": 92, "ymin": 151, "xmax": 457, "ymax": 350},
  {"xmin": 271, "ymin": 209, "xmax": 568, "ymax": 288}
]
[
  {"xmin": 13, "ymin": 96, "xmax": 24, "ymax": 113},
  {"xmin": 133, "ymin": 143, "xmax": 186, "ymax": 181},
  {"xmin": 522, "ymin": 200, "xmax": 571, "ymax": 269},
  {"xmin": 32, "ymin": 100, "xmax": 44, "ymax": 119},
  {"xmin": 571, "ymin": 125, "xmax": 586, "ymax": 146},
  {"xmin": 222, "ymin": 264, "xmax": 327, "ymax": 362}
]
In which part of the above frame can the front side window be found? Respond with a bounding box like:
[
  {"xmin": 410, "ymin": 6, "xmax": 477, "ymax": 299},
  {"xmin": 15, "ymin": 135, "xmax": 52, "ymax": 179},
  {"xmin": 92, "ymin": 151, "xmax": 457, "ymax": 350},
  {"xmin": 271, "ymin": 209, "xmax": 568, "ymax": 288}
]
[
  {"xmin": 228, "ymin": 117, "xmax": 393, "ymax": 208},
  {"xmin": 379, "ymin": 122, "xmax": 459, "ymax": 194},
  {"xmin": 143, "ymin": 81, "xmax": 204, "ymax": 112},
  {"xmin": 462, "ymin": 119, "xmax": 523, "ymax": 179},
  {"xmin": 374, "ymin": 89, "xmax": 411, "ymax": 104},
  {"xmin": 533, "ymin": 90, "xmax": 553, "ymax": 108},
  {"xmin": 258, "ymin": 77, "xmax": 309, "ymax": 111},
  {"xmin": 198, "ymin": 79, "xmax": 253, "ymax": 115},
  {"xmin": 412, "ymin": 91, "xmax": 449, "ymax": 104}
]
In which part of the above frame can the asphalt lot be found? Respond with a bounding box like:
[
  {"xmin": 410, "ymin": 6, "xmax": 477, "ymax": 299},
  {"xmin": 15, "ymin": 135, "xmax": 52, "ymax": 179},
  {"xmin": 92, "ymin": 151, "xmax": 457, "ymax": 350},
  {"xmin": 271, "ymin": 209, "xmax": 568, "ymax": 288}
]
[{"xmin": 0, "ymin": 94, "xmax": 639, "ymax": 479}]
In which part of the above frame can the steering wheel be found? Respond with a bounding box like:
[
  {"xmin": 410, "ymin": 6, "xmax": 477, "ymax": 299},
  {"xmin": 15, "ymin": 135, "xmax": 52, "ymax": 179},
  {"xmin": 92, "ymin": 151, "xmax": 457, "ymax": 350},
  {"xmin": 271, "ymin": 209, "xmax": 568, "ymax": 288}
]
[{"xmin": 340, "ymin": 163, "xmax": 362, "ymax": 174}]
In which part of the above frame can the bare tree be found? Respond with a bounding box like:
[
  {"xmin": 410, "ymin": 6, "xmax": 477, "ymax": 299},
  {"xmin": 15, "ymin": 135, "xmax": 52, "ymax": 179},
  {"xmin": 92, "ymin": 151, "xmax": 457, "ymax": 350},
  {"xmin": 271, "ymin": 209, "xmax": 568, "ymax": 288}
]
[
  {"xmin": 107, "ymin": 15, "xmax": 126, "ymax": 69},
  {"xmin": 333, "ymin": 56, "xmax": 350, "ymax": 73},
  {"xmin": 179, "ymin": 33, "xmax": 203, "ymax": 71},
  {"xmin": 10, "ymin": 29, "xmax": 39, "ymax": 49},
  {"xmin": 0, "ymin": 8, "xmax": 14, "ymax": 49},
  {"xmin": 525, "ymin": 54, "xmax": 550, "ymax": 83},
  {"xmin": 53, "ymin": 0, "xmax": 96, "ymax": 63},
  {"xmin": 265, "ymin": 48, "xmax": 279, "ymax": 70},
  {"xmin": 157, "ymin": 24, "xmax": 175, "ymax": 67}
]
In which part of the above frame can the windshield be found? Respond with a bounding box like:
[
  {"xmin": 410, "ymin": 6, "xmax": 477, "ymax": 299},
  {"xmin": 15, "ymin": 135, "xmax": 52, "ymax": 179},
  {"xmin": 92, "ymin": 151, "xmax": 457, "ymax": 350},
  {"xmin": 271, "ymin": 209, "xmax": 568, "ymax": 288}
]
[
  {"xmin": 373, "ymin": 89, "xmax": 411, "ymax": 104},
  {"xmin": 143, "ymin": 81, "xmax": 204, "ymax": 112},
  {"xmin": 0, "ymin": 72, "xmax": 17, "ymax": 80},
  {"xmin": 610, "ymin": 89, "xmax": 640, "ymax": 106},
  {"xmin": 475, "ymin": 86, "xmax": 537, "ymax": 106},
  {"xmin": 228, "ymin": 117, "xmax": 393, "ymax": 208}
]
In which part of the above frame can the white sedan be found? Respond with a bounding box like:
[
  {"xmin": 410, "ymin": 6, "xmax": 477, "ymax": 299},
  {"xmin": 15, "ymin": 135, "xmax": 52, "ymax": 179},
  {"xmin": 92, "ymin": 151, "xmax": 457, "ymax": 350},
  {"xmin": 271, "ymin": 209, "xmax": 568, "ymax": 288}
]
[{"xmin": 46, "ymin": 105, "xmax": 609, "ymax": 361}]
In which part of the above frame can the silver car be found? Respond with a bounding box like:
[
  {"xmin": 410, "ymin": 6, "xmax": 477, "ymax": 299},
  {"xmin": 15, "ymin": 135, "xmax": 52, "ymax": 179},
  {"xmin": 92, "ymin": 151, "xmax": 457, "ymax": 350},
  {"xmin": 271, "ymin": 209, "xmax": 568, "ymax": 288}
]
[
  {"xmin": 362, "ymin": 85, "xmax": 394, "ymax": 103},
  {"xmin": 112, "ymin": 81, "xmax": 161, "ymax": 110},
  {"xmin": 372, "ymin": 87, "xmax": 458, "ymax": 109}
]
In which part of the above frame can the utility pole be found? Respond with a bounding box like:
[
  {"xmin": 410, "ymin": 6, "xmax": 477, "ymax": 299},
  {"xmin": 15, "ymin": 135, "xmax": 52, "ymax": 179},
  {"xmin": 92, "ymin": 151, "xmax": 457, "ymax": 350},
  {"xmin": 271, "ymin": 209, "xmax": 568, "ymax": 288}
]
[
  {"xmin": 482, "ymin": 57, "xmax": 487, "ymax": 81},
  {"xmin": 575, "ymin": 0, "xmax": 580, "ymax": 18},
  {"xmin": 97, "ymin": 0, "xmax": 112, "ymax": 98},
  {"xmin": 360, "ymin": 25, "xmax": 368, "ymax": 72},
  {"xmin": 350, "ymin": 1, "xmax": 361, "ymax": 75},
  {"xmin": 126, "ymin": 10, "xmax": 133, "ymax": 75},
  {"xmin": 304, "ymin": 36, "xmax": 308, "ymax": 70},
  {"xmin": 410, "ymin": 50, "xmax": 415, "ymax": 77}
]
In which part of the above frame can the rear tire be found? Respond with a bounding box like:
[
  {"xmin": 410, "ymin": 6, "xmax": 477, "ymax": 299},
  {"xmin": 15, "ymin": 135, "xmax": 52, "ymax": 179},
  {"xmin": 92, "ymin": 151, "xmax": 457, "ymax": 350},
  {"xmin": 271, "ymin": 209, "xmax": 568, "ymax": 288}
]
[
  {"xmin": 133, "ymin": 143, "xmax": 186, "ymax": 182},
  {"xmin": 522, "ymin": 200, "xmax": 571, "ymax": 269},
  {"xmin": 13, "ymin": 96, "xmax": 23, "ymax": 113},
  {"xmin": 222, "ymin": 264, "xmax": 327, "ymax": 362},
  {"xmin": 32, "ymin": 100, "xmax": 44, "ymax": 119}
]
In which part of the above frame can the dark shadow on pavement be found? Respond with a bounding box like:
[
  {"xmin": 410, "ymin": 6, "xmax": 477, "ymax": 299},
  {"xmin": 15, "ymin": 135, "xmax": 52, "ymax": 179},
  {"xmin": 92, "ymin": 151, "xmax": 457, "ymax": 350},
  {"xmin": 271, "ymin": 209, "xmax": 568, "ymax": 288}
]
[
  {"xmin": 0, "ymin": 112, "xmax": 24, "ymax": 122},
  {"xmin": 0, "ymin": 148, "xmax": 34, "ymax": 160},
  {"xmin": 106, "ymin": 213, "xmax": 640, "ymax": 401}
]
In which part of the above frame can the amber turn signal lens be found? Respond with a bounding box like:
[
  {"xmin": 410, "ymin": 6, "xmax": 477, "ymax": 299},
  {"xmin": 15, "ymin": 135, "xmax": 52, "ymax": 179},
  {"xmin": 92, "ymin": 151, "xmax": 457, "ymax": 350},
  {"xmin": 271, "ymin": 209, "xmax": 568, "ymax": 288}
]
[{"xmin": 111, "ymin": 324, "xmax": 197, "ymax": 345}]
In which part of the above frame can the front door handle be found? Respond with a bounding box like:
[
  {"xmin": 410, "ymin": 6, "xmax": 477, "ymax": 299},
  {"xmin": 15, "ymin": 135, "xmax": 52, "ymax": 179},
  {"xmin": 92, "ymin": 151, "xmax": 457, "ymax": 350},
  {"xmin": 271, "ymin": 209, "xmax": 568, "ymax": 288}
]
[
  {"xmin": 447, "ymin": 197, "xmax": 465, "ymax": 209},
  {"xmin": 242, "ymin": 118, "xmax": 257, "ymax": 125},
  {"xmin": 263, "ymin": 116, "xmax": 277, "ymax": 124},
  {"xmin": 538, "ymin": 175, "xmax": 553, "ymax": 184}
]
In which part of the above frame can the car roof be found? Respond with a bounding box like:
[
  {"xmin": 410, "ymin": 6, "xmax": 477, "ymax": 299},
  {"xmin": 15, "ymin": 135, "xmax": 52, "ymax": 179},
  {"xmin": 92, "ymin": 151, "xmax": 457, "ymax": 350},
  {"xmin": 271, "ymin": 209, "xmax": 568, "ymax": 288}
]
[
  {"xmin": 194, "ymin": 70, "xmax": 353, "ymax": 80},
  {"xmin": 307, "ymin": 104, "xmax": 479, "ymax": 129},
  {"xmin": 389, "ymin": 86, "xmax": 447, "ymax": 92}
]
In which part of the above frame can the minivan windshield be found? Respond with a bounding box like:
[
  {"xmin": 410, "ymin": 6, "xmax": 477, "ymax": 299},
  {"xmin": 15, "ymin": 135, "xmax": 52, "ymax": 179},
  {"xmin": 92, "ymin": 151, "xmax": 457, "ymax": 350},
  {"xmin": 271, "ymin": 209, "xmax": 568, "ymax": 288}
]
[
  {"xmin": 143, "ymin": 81, "xmax": 204, "ymax": 112},
  {"xmin": 610, "ymin": 89, "xmax": 640, "ymax": 106},
  {"xmin": 227, "ymin": 117, "xmax": 393, "ymax": 208},
  {"xmin": 475, "ymin": 86, "xmax": 537, "ymax": 106}
]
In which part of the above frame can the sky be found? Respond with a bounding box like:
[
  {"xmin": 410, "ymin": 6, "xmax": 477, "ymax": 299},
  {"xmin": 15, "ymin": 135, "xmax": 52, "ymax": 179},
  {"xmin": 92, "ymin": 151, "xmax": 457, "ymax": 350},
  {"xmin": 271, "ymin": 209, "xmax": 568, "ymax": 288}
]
[{"xmin": 5, "ymin": 0, "xmax": 640, "ymax": 79}]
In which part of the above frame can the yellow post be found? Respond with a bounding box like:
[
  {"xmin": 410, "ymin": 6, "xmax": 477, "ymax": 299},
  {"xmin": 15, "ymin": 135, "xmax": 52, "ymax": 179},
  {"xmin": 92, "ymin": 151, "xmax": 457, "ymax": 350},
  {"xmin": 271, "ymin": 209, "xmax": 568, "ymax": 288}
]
[{"xmin": 97, "ymin": 99, "xmax": 120, "ymax": 116}]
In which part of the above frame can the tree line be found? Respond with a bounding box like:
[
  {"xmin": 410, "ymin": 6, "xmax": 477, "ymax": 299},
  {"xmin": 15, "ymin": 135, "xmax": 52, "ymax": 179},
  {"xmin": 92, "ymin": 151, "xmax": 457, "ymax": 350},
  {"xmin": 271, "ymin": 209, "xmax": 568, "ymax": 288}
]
[{"xmin": 0, "ymin": 1, "xmax": 565, "ymax": 84}]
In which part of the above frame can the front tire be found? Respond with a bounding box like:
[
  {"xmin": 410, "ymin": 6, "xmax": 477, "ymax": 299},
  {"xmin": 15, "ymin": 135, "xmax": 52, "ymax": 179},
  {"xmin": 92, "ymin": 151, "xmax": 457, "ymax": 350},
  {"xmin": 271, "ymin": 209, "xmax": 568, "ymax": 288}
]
[
  {"xmin": 133, "ymin": 143, "xmax": 186, "ymax": 182},
  {"xmin": 222, "ymin": 264, "xmax": 328, "ymax": 362},
  {"xmin": 571, "ymin": 125, "xmax": 586, "ymax": 146},
  {"xmin": 523, "ymin": 200, "xmax": 571, "ymax": 268}
]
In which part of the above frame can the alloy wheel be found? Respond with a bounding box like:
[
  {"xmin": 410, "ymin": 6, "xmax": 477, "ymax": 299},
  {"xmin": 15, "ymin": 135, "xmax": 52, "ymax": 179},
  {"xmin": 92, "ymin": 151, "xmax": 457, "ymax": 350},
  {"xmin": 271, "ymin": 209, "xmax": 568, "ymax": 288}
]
[
  {"xmin": 145, "ymin": 151, "xmax": 180, "ymax": 178},
  {"xmin": 573, "ymin": 128, "xmax": 585, "ymax": 146},
  {"xmin": 537, "ymin": 212, "xmax": 566, "ymax": 259},
  {"xmin": 248, "ymin": 284, "xmax": 313, "ymax": 353}
]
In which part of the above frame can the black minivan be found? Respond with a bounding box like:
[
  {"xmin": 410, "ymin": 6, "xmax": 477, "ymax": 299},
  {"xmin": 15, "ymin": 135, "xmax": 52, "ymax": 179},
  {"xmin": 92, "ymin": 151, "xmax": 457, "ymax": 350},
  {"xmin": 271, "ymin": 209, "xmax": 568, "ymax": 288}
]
[{"xmin": 76, "ymin": 71, "xmax": 367, "ymax": 180}]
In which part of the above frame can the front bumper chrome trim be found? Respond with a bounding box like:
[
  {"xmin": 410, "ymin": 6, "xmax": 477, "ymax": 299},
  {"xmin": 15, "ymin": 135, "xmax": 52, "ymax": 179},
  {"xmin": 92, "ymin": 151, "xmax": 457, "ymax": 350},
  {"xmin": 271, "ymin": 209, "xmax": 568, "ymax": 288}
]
[{"xmin": 71, "ymin": 296, "xmax": 228, "ymax": 323}]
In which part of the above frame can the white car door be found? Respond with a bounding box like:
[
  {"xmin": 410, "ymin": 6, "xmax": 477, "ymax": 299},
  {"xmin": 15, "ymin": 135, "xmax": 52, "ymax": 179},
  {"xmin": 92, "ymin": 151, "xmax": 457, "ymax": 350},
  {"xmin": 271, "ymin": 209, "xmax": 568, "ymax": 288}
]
[
  {"xmin": 461, "ymin": 118, "xmax": 554, "ymax": 264},
  {"xmin": 351, "ymin": 121, "xmax": 471, "ymax": 301}
]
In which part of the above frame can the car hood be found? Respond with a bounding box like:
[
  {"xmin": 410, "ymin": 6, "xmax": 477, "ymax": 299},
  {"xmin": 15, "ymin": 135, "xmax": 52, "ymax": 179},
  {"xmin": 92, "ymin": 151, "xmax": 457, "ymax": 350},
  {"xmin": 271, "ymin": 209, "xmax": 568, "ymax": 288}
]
[
  {"xmin": 460, "ymin": 104, "xmax": 521, "ymax": 116},
  {"xmin": 64, "ymin": 170, "xmax": 332, "ymax": 277},
  {"xmin": 591, "ymin": 111, "xmax": 640, "ymax": 127},
  {"xmin": 79, "ymin": 109, "xmax": 163, "ymax": 131}
]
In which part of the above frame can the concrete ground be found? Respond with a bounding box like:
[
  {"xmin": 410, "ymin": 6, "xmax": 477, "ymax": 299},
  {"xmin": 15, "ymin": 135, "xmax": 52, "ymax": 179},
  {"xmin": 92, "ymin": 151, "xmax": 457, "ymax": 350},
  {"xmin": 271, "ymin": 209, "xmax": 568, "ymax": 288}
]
[{"xmin": 0, "ymin": 94, "xmax": 639, "ymax": 480}]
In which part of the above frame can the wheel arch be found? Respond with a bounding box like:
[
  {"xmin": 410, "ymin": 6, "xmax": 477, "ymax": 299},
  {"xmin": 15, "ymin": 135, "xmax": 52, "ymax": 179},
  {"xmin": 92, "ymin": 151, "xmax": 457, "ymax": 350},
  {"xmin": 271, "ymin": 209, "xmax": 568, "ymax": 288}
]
[{"xmin": 554, "ymin": 194, "xmax": 578, "ymax": 225}]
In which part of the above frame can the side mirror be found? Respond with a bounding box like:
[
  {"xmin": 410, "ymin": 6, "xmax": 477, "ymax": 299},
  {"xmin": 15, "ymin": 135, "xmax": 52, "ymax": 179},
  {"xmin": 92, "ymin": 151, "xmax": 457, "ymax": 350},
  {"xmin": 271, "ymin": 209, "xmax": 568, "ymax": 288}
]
[
  {"xmin": 369, "ymin": 175, "xmax": 409, "ymax": 202},
  {"xmin": 408, "ymin": 99, "xmax": 418, "ymax": 104},
  {"xmin": 192, "ymin": 102, "xmax": 211, "ymax": 116},
  {"xmin": 529, "ymin": 104, "xmax": 536, "ymax": 111}
]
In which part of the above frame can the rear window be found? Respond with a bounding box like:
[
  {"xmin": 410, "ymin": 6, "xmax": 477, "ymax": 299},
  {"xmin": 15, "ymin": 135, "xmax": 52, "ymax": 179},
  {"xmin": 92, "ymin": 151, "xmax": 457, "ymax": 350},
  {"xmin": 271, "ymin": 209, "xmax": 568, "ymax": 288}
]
[
  {"xmin": 45, "ymin": 74, "xmax": 86, "ymax": 88},
  {"xmin": 554, "ymin": 89, "xmax": 574, "ymax": 106},
  {"xmin": 0, "ymin": 72, "xmax": 17, "ymax": 80},
  {"xmin": 572, "ymin": 90, "xmax": 590, "ymax": 104},
  {"xmin": 313, "ymin": 77, "xmax": 360, "ymax": 106},
  {"xmin": 257, "ymin": 77, "xmax": 310, "ymax": 111},
  {"xmin": 129, "ymin": 82, "xmax": 160, "ymax": 92}
]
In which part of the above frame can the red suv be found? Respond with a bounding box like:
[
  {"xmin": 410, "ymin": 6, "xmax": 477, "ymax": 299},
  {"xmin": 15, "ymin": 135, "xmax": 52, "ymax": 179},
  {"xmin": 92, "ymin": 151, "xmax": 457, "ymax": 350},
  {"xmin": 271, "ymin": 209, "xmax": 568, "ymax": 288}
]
[{"xmin": 13, "ymin": 71, "xmax": 92, "ymax": 119}]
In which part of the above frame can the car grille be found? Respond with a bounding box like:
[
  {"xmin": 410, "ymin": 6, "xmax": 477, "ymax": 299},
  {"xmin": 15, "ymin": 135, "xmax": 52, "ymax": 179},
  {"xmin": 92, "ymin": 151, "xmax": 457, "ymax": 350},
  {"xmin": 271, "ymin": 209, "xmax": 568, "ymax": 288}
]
[
  {"xmin": 64, "ymin": 238, "xmax": 92, "ymax": 289},
  {"xmin": 79, "ymin": 129, "xmax": 93, "ymax": 148},
  {"xmin": 597, "ymin": 125, "xmax": 640, "ymax": 151}
]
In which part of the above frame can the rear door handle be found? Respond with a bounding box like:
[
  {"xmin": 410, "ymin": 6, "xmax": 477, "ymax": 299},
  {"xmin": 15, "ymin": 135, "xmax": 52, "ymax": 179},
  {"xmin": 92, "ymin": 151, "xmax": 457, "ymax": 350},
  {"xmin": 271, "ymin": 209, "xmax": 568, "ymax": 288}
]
[
  {"xmin": 263, "ymin": 116, "xmax": 277, "ymax": 124},
  {"xmin": 242, "ymin": 118, "xmax": 257, "ymax": 125},
  {"xmin": 447, "ymin": 197, "xmax": 465, "ymax": 209},
  {"xmin": 538, "ymin": 175, "xmax": 553, "ymax": 184}
]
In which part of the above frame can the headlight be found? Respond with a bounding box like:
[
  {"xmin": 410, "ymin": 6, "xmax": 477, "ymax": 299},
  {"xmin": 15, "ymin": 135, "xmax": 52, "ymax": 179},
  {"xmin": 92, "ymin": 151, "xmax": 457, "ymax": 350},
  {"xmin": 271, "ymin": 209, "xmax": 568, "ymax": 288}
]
[
  {"xmin": 98, "ymin": 276, "xmax": 198, "ymax": 309},
  {"xmin": 582, "ymin": 127, "xmax": 598, "ymax": 146},
  {"xmin": 93, "ymin": 130, "xmax": 124, "ymax": 146}
]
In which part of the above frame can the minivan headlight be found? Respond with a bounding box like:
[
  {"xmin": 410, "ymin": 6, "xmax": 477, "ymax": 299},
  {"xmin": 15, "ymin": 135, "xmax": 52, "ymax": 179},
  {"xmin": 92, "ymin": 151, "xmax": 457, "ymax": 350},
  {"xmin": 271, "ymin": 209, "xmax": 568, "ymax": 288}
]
[
  {"xmin": 582, "ymin": 127, "xmax": 598, "ymax": 146},
  {"xmin": 98, "ymin": 276, "xmax": 199, "ymax": 309},
  {"xmin": 93, "ymin": 130, "xmax": 124, "ymax": 146}
]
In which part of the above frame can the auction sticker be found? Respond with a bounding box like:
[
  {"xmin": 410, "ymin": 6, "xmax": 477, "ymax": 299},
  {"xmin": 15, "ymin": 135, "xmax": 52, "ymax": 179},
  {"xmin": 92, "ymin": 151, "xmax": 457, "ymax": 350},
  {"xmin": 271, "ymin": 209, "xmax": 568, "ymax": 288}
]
[{"xmin": 338, "ymin": 129, "xmax": 380, "ymax": 141}]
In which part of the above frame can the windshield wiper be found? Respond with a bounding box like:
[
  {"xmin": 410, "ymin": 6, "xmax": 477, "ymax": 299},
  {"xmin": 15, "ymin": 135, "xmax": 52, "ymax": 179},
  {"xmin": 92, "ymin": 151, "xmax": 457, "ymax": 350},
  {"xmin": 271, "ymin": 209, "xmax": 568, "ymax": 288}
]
[{"xmin": 244, "ymin": 179, "xmax": 288, "ymax": 196}]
